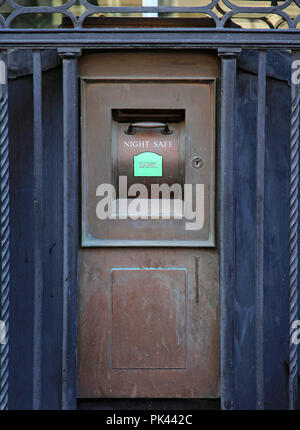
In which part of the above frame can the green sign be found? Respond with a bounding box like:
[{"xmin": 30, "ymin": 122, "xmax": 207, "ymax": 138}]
[{"xmin": 134, "ymin": 152, "xmax": 163, "ymax": 177}]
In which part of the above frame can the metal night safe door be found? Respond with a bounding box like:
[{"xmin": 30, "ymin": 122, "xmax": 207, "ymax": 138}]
[{"xmin": 78, "ymin": 52, "xmax": 220, "ymax": 399}]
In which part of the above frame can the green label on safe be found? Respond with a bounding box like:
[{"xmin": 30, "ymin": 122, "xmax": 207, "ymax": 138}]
[{"xmin": 134, "ymin": 152, "xmax": 163, "ymax": 177}]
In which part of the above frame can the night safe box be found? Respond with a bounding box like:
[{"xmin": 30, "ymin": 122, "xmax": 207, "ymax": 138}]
[{"xmin": 77, "ymin": 51, "xmax": 220, "ymax": 399}]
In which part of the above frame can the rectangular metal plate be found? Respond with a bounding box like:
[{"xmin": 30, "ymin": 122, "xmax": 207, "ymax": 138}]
[
  {"xmin": 111, "ymin": 269, "xmax": 187, "ymax": 370},
  {"xmin": 81, "ymin": 79, "xmax": 216, "ymax": 247},
  {"xmin": 77, "ymin": 248, "xmax": 219, "ymax": 398}
]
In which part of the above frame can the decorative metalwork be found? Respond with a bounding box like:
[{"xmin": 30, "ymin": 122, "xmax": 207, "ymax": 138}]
[
  {"xmin": 0, "ymin": 53, "xmax": 9, "ymax": 411},
  {"xmin": 1, "ymin": 0, "xmax": 300, "ymax": 30},
  {"xmin": 289, "ymin": 52, "xmax": 299, "ymax": 410}
]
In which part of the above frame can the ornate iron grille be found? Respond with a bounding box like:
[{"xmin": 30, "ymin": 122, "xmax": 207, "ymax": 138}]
[{"xmin": 1, "ymin": 0, "xmax": 300, "ymax": 29}]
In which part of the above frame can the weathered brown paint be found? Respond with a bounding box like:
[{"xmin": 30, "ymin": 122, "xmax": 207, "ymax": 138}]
[
  {"xmin": 78, "ymin": 51, "xmax": 220, "ymax": 398},
  {"xmin": 111, "ymin": 269, "xmax": 187, "ymax": 370},
  {"xmin": 80, "ymin": 52, "xmax": 218, "ymax": 246},
  {"xmin": 78, "ymin": 248, "xmax": 219, "ymax": 398}
]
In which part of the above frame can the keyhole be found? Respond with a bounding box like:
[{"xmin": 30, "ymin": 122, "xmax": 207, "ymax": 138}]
[{"xmin": 192, "ymin": 157, "xmax": 203, "ymax": 169}]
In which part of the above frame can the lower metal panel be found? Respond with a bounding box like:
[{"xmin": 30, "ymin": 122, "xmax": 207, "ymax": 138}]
[{"xmin": 77, "ymin": 248, "xmax": 219, "ymax": 398}]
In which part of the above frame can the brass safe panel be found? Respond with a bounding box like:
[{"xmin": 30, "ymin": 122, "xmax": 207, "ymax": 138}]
[
  {"xmin": 112, "ymin": 112, "xmax": 185, "ymax": 194},
  {"xmin": 81, "ymin": 54, "xmax": 217, "ymax": 247},
  {"xmin": 78, "ymin": 52, "xmax": 220, "ymax": 399}
]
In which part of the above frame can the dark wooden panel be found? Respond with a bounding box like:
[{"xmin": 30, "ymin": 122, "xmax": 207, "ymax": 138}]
[
  {"xmin": 233, "ymin": 69, "xmax": 257, "ymax": 410},
  {"xmin": 9, "ymin": 74, "xmax": 34, "ymax": 410},
  {"xmin": 233, "ymin": 50, "xmax": 292, "ymax": 410},
  {"xmin": 264, "ymin": 67, "xmax": 290, "ymax": 410},
  {"xmin": 40, "ymin": 65, "xmax": 64, "ymax": 410},
  {"xmin": 8, "ymin": 65, "xmax": 64, "ymax": 410}
]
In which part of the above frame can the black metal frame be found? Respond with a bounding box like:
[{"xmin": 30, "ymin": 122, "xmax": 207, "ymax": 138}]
[
  {"xmin": 1, "ymin": 28, "xmax": 300, "ymax": 49},
  {"xmin": 0, "ymin": 0, "xmax": 299, "ymax": 412}
]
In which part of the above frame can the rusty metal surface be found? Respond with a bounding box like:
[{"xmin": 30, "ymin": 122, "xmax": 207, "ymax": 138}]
[
  {"xmin": 78, "ymin": 248, "xmax": 219, "ymax": 399},
  {"xmin": 116, "ymin": 124, "xmax": 184, "ymax": 194},
  {"xmin": 81, "ymin": 79, "xmax": 217, "ymax": 246},
  {"xmin": 111, "ymin": 269, "xmax": 186, "ymax": 370},
  {"xmin": 79, "ymin": 52, "xmax": 219, "ymax": 247},
  {"xmin": 77, "ymin": 52, "xmax": 220, "ymax": 399},
  {"xmin": 79, "ymin": 51, "xmax": 220, "ymax": 80}
]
